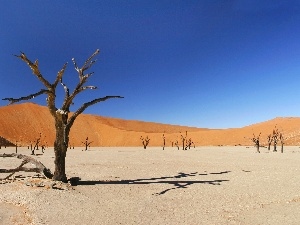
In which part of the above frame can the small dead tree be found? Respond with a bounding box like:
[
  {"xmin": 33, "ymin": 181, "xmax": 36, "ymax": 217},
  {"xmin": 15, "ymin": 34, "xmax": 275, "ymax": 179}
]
[
  {"xmin": 40, "ymin": 135, "xmax": 47, "ymax": 153},
  {"xmin": 162, "ymin": 133, "xmax": 166, "ymax": 150},
  {"xmin": 41, "ymin": 141, "xmax": 47, "ymax": 153},
  {"xmin": 3, "ymin": 49, "xmax": 123, "ymax": 182},
  {"xmin": 140, "ymin": 136, "xmax": 150, "ymax": 149},
  {"xmin": 272, "ymin": 128, "xmax": 279, "ymax": 152},
  {"xmin": 251, "ymin": 133, "xmax": 261, "ymax": 153},
  {"xmin": 180, "ymin": 131, "xmax": 187, "ymax": 150},
  {"xmin": 15, "ymin": 140, "xmax": 20, "ymax": 153},
  {"xmin": 267, "ymin": 134, "xmax": 272, "ymax": 151},
  {"xmin": 82, "ymin": 137, "xmax": 93, "ymax": 151},
  {"xmin": 180, "ymin": 131, "xmax": 194, "ymax": 150},
  {"xmin": 279, "ymin": 133, "xmax": 285, "ymax": 153},
  {"xmin": 186, "ymin": 138, "xmax": 195, "ymax": 149},
  {"xmin": 31, "ymin": 133, "xmax": 42, "ymax": 155},
  {"xmin": 174, "ymin": 140, "xmax": 179, "ymax": 150}
]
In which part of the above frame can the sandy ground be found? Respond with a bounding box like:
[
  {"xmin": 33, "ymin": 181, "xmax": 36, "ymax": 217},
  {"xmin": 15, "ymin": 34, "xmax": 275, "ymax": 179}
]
[{"xmin": 1, "ymin": 146, "xmax": 300, "ymax": 225}]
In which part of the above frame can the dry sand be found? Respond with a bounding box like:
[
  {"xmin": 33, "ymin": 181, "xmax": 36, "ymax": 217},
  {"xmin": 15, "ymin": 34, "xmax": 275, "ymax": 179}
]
[{"xmin": 1, "ymin": 146, "xmax": 300, "ymax": 224}]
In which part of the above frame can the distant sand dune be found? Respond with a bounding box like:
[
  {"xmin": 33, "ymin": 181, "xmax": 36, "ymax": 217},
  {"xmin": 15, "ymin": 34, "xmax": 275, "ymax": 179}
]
[{"xmin": 0, "ymin": 102, "xmax": 300, "ymax": 147}]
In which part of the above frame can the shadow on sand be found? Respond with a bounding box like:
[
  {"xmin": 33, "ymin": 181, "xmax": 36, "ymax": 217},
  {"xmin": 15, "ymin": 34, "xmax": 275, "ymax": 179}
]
[{"xmin": 69, "ymin": 171, "xmax": 230, "ymax": 195}]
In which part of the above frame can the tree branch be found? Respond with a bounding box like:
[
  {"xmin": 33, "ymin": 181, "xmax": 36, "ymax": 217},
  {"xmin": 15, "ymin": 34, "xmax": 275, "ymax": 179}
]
[
  {"xmin": 61, "ymin": 79, "xmax": 70, "ymax": 99},
  {"xmin": 62, "ymin": 50, "xmax": 100, "ymax": 111},
  {"xmin": 15, "ymin": 52, "xmax": 52, "ymax": 88},
  {"xmin": 2, "ymin": 89, "xmax": 52, "ymax": 105},
  {"xmin": 82, "ymin": 49, "xmax": 100, "ymax": 71},
  {"xmin": 80, "ymin": 86, "xmax": 97, "ymax": 91},
  {"xmin": 53, "ymin": 63, "xmax": 68, "ymax": 87},
  {"xmin": 67, "ymin": 96, "xmax": 124, "ymax": 128},
  {"xmin": 0, "ymin": 153, "xmax": 53, "ymax": 179}
]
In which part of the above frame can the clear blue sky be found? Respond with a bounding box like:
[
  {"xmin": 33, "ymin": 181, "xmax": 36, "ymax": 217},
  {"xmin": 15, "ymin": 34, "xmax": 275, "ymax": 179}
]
[{"xmin": 1, "ymin": 1, "xmax": 300, "ymax": 128}]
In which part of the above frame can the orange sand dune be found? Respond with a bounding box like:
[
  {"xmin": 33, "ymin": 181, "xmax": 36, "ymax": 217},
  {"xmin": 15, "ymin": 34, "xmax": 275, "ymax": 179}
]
[{"xmin": 0, "ymin": 102, "xmax": 299, "ymax": 147}]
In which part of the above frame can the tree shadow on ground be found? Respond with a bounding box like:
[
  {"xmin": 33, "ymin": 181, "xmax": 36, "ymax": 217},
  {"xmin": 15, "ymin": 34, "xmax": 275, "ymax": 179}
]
[{"xmin": 69, "ymin": 171, "xmax": 230, "ymax": 195}]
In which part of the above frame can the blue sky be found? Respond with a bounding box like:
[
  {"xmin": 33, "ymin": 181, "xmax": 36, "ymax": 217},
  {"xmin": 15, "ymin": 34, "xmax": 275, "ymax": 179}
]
[{"xmin": 1, "ymin": 1, "xmax": 300, "ymax": 128}]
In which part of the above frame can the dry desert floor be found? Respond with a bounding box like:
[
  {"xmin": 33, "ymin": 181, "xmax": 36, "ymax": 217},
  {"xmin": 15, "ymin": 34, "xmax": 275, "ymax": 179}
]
[{"xmin": 1, "ymin": 146, "xmax": 300, "ymax": 224}]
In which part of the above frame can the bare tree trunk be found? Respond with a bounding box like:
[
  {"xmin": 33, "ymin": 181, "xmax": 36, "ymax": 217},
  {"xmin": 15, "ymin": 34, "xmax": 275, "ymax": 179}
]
[
  {"xmin": 52, "ymin": 119, "xmax": 68, "ymax": 182},
  {"xmin": 281, "ymin": 143, "xmax": 283, "ymax": 153},
  {"xmin": 53, "ymin": 144, "xmax": 67, "ymax": 182},
  {"xmin": 15, "ymin": 141, "xmax": 18, "ymax": 153}
]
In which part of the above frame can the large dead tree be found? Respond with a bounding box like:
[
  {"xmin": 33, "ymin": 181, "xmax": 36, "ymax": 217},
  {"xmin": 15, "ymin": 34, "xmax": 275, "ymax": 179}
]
[{"xmin": 3, "ymin": 50, "xmax": 123, "ymax": 182}]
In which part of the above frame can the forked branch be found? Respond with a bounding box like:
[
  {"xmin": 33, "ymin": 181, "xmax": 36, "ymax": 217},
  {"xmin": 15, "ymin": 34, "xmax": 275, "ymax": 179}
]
[
  {"xmin": 71, "ymin": 49, "xmax": 99, "ymax": 77},
  {"xmin": 61, "ymin": 50, "xmax": 101, "ymax": 111},
  {"xmin": 15, "ymin": 52, "xmax": 51, "ymax": 88}
]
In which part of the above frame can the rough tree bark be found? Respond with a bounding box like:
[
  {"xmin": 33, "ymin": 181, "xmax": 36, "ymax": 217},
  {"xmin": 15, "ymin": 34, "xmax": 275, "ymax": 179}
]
[{"xmin": 3, "ymin": 49, "xmax": 123, "ymax": 182}]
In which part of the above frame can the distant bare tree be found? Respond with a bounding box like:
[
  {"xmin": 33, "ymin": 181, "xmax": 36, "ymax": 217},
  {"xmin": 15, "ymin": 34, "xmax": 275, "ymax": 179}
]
[
  {"xmin": 3, "ymin": 49, "xmax": 123, "ymax": 182},
  {"xmin": 186, "ymin": 138, "xmax": 195, "ymax": 149},
  {"xmin": 162, "ymin": 133, "xmax": 166, "ymax": 150},
  {"xmin": 15, "ymin": 140, "xmax": 20, "ymax": 153},
  {"xmin": 180, "ymin": 131, "xmax": 194, "ymax": 150},
  {"xmin": 140, "ymin": 136, "xmax": 150, "ymax": 149},
  {"xmin": 272, "ymin": 127, "xmax": 279, "ymax": 152},
  {"xmin": 279, "ymin": 132, "xmax": 285, "ymax": 153},
  {"xmin": 267, "ymin": 134, "xmax": 272, "ymax": 151},
  {"xmin": 82, "ymin": 137, "xmax": 93, "ymax": 151},
  {"xmin": 31, "ymin": 133, "xmax": 42, "ymax": 155},
  {"xmin": 180, "ymin": 131, "xmax": 187, "ymax": 150},
  {"xmin": 174, "ymin": 140, "xmax": 179, "ymax": 150},
  {"xmin": 251, "ymin": 133, "xmax": 261, "ymax": 153}
]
